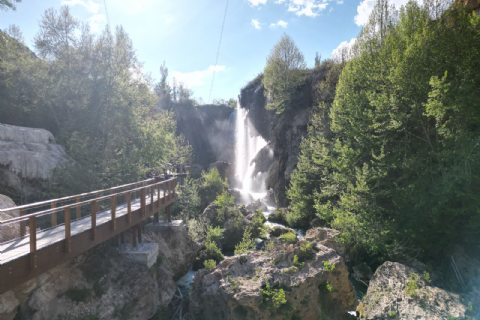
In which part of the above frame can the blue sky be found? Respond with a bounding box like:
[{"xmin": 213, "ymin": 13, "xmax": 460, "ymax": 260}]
[{"xmin": 0, "ymin": 0, "xmax": 409, "ymax": 102}]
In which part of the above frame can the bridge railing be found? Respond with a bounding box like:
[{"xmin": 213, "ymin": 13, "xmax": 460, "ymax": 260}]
[{"xmin": 0, "ymin": 165, "xmax": 191, "ymax": 262}]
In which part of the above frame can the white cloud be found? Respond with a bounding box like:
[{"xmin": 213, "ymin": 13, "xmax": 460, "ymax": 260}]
[
  {"xmin": 89, "ymin": 13, "xmax": 106, "ymax": 32},
  {"xmin": 251, "ymin": 19, "xmax": 263, "ymax": 29},
  {"xmin": 165, "ymin": 18, "xmax": 174, "ymax": 24},
  {"xmin": 270, "ymin": 20, "xmax": 288, "ymax": 28},
  {"xmin": 354, "ymin": 0, "xmax": 410, "ymax": 26},
  {"xmin": 331, "ymin": 38, "xmax": 356, "ymax": 60},
  {"xmin": 61, "ymin": 0, "xmax": 100, "ymax": 13},
  {"xmin": 172, "ymin": 65, "xmax": 226, "ymax": 88},
  {"xmin": 280, "ymin": 0, "xmax": 331, "ymax": 17},
  {"xmin": 248, "ymin": 0, "xmax": 267, "ymax": 6}
]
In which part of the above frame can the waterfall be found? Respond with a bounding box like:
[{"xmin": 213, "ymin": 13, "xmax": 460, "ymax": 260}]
[{"xmin": 234, "ymin": 101, "xmax": 268, "ymax": 201}]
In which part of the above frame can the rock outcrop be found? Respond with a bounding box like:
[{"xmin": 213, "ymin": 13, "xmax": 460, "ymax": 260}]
[
  {"xmin": 173, "ymin": 104, "xmax": 235, "ymax": 167},
  {"xmin": 187, "ymin": 239, "xmax": 357, "ymax": 320},
  {"xmin": 358, "ymin": 261, "xmax": 468, "ymax": 320},
  {"xmin": 0, "ymin": 222, "xmax": 200, "ymax": 320},
  {"xmin": 239, "ymin": 70, "xmax": 329, "ymax": 206},
  {"xmin": 0, "ymin": 124, "xmax": 68, "ymax": 192},
  {"xmin": 0, "ymin": 194, "xmax": 21, "ymax": 245},
  {"xmin": 306, "ymin": 227, "xmax": 348, "ymax": 258}
]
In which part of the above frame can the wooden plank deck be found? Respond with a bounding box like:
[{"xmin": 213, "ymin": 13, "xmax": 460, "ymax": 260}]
[{"xmin": 0, "ymin": 190, "xmax": 163, "ymax": 265}]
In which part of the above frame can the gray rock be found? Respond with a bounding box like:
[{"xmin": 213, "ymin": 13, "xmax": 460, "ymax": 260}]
[
  {"xmin": 0, "ymin": 124, "xmax": 68, "ymax": 191},
  {"xmin": 358, "ymin": 261, "xmax": 467, "ymax": 320},
  {"xmin": 187, "ymin": 240, "xmax": 357, "ymax": 320}
]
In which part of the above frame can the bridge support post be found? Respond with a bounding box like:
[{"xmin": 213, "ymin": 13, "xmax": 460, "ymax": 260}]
[
  {"xmin": 132, "ymin": 226, "xmax": 137, "ymax": 248},
  {"xmin": 166, "ymin": 205, "xmax": 172, "ymax": 223},
  {"xmin": 137, "ymin": 224, "xmax": 142, "ymax": 244},
  {"xmin": 91, "ymin": 201, "xmax": 97, "ymax": 240}
]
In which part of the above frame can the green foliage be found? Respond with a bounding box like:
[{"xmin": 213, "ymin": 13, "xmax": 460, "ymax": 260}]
[
  {"xmin": 279, "ymin": 232, "xmax": 298, "ymax": 244},
  {"xmin": 263, "ymin": 33, "xmax": 307, "ymax": 114},
  {"xmin": 198, "ymin": 168, "xmax": 228, "ymax": 209},
  {"xmin": 251, "ymin": 209, "xmax": 266, "ymax": 238},
  {"xmin": 205, "ymin": 239, "xmax": 224, "ymax": 262},
  {"xmin": 174, "ymin": 177, "xmax": 201, "ymax": 221},
  {"xmin": 405, "ymin": 273, "xmax": 420, "ymax": 297},
  {"xmin": 206, "ymin": 226, "xmax": 225, "ymax": 247},
  {"xmin": 215, "ymin": 189, "xmax": 235, "ymax": 211},
  {"xmin": 234, "ymin": 227, "xmax": 255, "ymax": 255},
  {"xmin": 258, "ymin": 224, "xmax": 271, "ymax": 240},
  {"xmin": 204, "ymin": 259, "xmax": 216, "ymax": 269},
  {"xmin": 0, "ymin": 8, "xmax": 183, "ymax": 203},
  {"xmin": 287, "ymin": 0, "xmax": 480, "ymax": 258},
  {"xmin": 388, "ymin": 310, "xmax": 397, "ymax": 318},
  {"xmin": 423, "ymin": 271, "xmax": 432, "ymax": 284},
  {"xmin": 261, "ymin": 277, "xmax": 287, "ymax": 309},
  {"xmin": 293, "ymin": 255, "xmax": 304, "ymax": 269},
  {"xmin": 0, "ymin": 0, "xmax": 21, "ymax": 11},
  {"xmin": 323, "ymin": 261, "xmax": 335, "ymax": 272}
]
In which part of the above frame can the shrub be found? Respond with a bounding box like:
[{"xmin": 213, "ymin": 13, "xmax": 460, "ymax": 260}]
[
  {"xmin": 235, "ymin": 227, "xmax": 255, "ymax": 255},
  {"xmin": 198, "ymin": 167, "xmax": 228, "ymax": 209},
  {"xmin": 405, "ymin": 273, "xmax": 420, "ymax": 297},
  {"xmin": 205, "ymin": 240, "xmax": 224, "ymax": 262},
  {"xmin": 206, "ymin": 226, "xmax": 225, "ymax": 247},
  {"xmin": 261, "ymin": 277, "xmax": 287, "ymax": 309},
  {"xmin": 204, "ymin": 259, "xmax": 216, "ymax": 269},
  {"xmin": 279, "ymin": 232, "xmax": 298, "ymax": 244}
]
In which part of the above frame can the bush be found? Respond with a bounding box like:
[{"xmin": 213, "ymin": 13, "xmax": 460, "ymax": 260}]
[
  {"xmin": 204, "ymin": 259, "xmax": 216, "ymax": 269},
  {"xmin": 198, "ymin": 167, "xmax": 228, "ymax": 209},
  {"xmin": 206, "ymin": 226, "xmax": 224, "ymax": 247},
  {"xmin": 279, "ymin": 232, "xmax": 298, "ymax": 244},
  {"xmin": 261, "ymin": 277, "xmax": 287, "ymax": 309},
  {"xmin": 235, "ymin": 227, "xmax": 255, "ymax": 255},
  {"xmin": 205, "ymin": 239, "xmax": 224, "ymax": 262}
]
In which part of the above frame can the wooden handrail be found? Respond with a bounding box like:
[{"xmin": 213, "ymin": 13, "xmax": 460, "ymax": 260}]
[
  {"xmin": 0, "ymin": 177, "xmax": 180, "ymax": 225},
  {"xmin": 0, "ymin": 165, "xmax": 191, "ymax": 214}
]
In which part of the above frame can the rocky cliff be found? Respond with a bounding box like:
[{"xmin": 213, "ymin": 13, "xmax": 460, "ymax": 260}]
[
  {"xmin": 0, "ymin": 124, "xmax": 68, "ymax": 194},
  {"xmin": 173, "ymin": 104, "xmax": 235, "ymax": 168},
  {"xmin": 239, "ymin": 70, "xmax": 331, "ymax": 206}
]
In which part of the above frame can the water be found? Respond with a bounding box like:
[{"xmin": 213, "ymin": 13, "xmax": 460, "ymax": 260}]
[
  {"xmin": 234, "ymin": 102, "xmax": 268, "ymax": 199},
  {"xmin": 176, "ymin": 266, "xmax": 196, "ymax": 297}
]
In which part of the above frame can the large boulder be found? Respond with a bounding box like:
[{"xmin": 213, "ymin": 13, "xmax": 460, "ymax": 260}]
[
  {"xmin": 0, "ymin": 194, "xmax": 21, "ymax": 243},
  {"xmin": 245, "ymin": 199, "xmax": 267, "ymax": 212},
  {"xmin": 0, "ymin": 124, "xmax": 68, "ymax": 191},
  {"xmin": 306, "ymin": 227, "xmax": 347, "ymax": 258},
  {"xmin": 358, "ymin": 261, "xmax": 468, "ymax": 320},
  {"xmin": 187, "ymin": 240, "xmax": 357, "ymax": 320}
]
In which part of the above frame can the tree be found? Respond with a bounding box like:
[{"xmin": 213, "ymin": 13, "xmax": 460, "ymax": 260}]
[
  {"xmin": 0, "ymin": 0, "xmax": 21, "ymax": 11},
  {"xmin": 314, "ymin": 52, "xmax": 321, "ymax": 68},
  {"xmin": 263, "ymin": 33, "xmax": 306, "ymax": 114}
]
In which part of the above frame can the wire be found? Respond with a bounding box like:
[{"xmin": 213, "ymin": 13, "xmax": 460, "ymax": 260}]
[
  {"xmin": 208, "ymin": 0, "xmax": 229, "ymax": 104},
  {"xmin": 103, "ymin": 0, "xmax": 111, "ymax": 27}
]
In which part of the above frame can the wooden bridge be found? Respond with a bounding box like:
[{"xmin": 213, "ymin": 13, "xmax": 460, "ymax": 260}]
[{"xmin": 0, "ymin": 165, "xmax": 190, "ymax": 294}]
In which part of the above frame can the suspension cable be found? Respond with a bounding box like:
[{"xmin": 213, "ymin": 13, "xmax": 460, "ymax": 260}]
[{"xmin": 208, "ymin": 0, "xmax": 229, "ymax": 104}]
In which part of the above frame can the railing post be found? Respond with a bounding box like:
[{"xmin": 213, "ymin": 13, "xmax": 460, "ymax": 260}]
[
  {"xmin": 91, "ymin": 201, "xmax": 97, "ymax": 240},
  {"xmin": 51, "ymin": 201, "xmax": 57, "ymax": 227},
  {"xmin": 162, "ymin": 181, "xmax": 166, "ymax": 205},
  {"xmin": 168, "ymin": 180, "xmax": 171, "ymax": 202},
  {"xmin": 140, "ymin": 188, "xmax": 146, "ymax": 216},
  {"xmin": 111, "ymin": 195, "xmax": 116, "ymax": 231},
  {"xmin": 20, "ymin": 210, "xmax": 26, "ymax": 237},
  {"xmin": 76, "ymin": 197, "xmax": 81, "ymax": 220},
  {"xmin": 127, "ymin": 192, "xmax": 132, "ymax": 223},
  {"xmin": 173, "ymin": 178, "xmax": 176, "ymax": 199},
  {"xmin": 29, "ymin": 216, "xmax": 37, "ymax": 269},
  {"xmin": 150, "ymin": 185, "xmax": 154, "ymax": 212},
  {"xmin": 65, "ymin": 207, "xmax": 71, "ymax": 253},
  {"xmin": 157, "ymin": 183, "xmax": 161, "ymax": 208}
]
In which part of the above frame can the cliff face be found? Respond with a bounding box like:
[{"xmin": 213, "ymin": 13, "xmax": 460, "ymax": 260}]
[
  {"xmin": 239, "ymin": 71, "xmax": 326, "ymax": 206},
  {"xmin": 0, "ymin": 124, "xmax": 68, "ymax": 193},
  {"xmin": 173, "ymin": 104, "xmax": 235, "ymax": 168}
]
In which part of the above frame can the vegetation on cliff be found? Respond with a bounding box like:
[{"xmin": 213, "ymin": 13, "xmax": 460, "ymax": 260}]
[{"xmin": 288, "ymin": 0, "xmax": 480, "ymax": 260}]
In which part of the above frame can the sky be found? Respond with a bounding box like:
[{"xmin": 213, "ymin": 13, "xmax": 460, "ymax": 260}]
[{"xmin": 0, "ymin": 0, "xmax": 410, "ymax": 103}]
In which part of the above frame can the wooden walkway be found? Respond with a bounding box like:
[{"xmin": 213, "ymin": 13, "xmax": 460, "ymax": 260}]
[{"xmin": 0, "ymin": 166, "xmax": 189, "ymax": 294}]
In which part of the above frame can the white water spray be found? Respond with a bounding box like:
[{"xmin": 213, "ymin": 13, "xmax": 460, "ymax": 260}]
[{"xmin": 234, "ymin": 102, "xmax": 268, "ymax": 201}]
